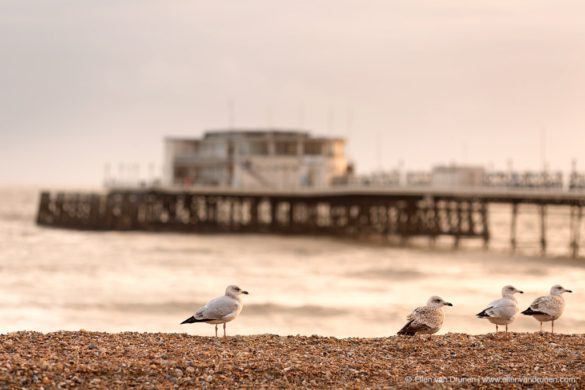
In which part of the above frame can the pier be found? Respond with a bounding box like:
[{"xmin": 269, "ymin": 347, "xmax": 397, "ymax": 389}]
[{"xmin": 36, "ymin": 187, "xmax": 585, "ymax": 258}]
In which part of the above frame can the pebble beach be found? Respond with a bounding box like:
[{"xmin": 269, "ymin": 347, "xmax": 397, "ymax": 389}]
[{"xmin": 0, "ymin": 331, "xmax": 583, "ymax": 388}]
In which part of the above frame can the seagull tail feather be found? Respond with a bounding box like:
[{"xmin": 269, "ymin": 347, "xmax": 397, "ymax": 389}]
[
  {"xmin": 521, "ymin": 307, "xmax": 545, "ymax": 316},
  {"xmin": 181, "ymin": 316, "xmax": 206, "ymax": 324},
  {"xmin": 397, "ymin": 320, "xmax": 416, "ymax": 336}
]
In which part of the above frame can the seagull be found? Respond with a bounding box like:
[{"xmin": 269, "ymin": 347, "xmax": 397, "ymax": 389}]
[
  {"xmin": 397, "ymin": 296, "xmax": 453, "ymax": 337},
  {"xmin": 522, "ymin": 284, "xmax": 572, "ymax": 334},
  {"xmin": 476, "ymin": 285, "xmax": 523, "ymax": 334},
  {"xmin": 181, "ymin": 285, "xmax": 249, "ymax": 337}
]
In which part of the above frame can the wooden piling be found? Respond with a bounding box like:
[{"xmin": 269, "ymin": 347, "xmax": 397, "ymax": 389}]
[
  {"xmin": 249, "ymin": 198, "xmax": 258, "ymax": 228},
  {"xmin": 510, "ymin": 203, "xmax": 518, "ymax": 254},
  {"xmin": 36, "ymin": 192, "xmax": 51, "ymax": 225},
  {"xmin": 466, "ymin": 201, "xmax": 474, "ymax": 235},
  {"xmin": 431, "ymin": 199, "xmax": 440, "ymax": 246},
  {"xmin": 288, "ymin": 201, "xmax": 295, "ymax": 226},
  {"xmin": 570, "ymin": 204, "xmax": 583, "ymax": 258},
  {"xmin": 576, "ymin": 205, "xmax": 583, "ymax": 258},
  {"xmin": 454, "ymin": 201, "xmax": 463, "ymax": 249},
  {"xmin": 539, "ymin": 204, "xmax": 547, "ymax": 256},
  {"xmin": 480, "ymin": 201, "xmax": 490, "ymax": 249}
]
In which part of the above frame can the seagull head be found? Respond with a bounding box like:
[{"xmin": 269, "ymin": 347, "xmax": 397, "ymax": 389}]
[
  {"xmin": 427, "ymin": 296, "xmax": 453, "ymax": 308},
  {"xmin": 226, "ymin": 285, "xmax": 249, "ymax": 298},
  {"xmin": 551, "ymin": 284, "xmax": 572, "ymax": 296},
  {"xmin": 502, "ymin": 285, "xmax": 523, "ymax": 297}
]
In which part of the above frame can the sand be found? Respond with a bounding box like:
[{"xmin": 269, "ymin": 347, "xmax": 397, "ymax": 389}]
[{"xmin": 0, "ymin": 331, "xmax": 584, "ymax": 389}]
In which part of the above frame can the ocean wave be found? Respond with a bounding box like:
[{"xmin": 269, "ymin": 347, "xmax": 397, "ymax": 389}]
[
  {"xmin": 244, "ymin": 303, "xmax": 347, "ymax": 317},
  {"xmin": 0, "ymin": 301, "xmax": 348, "ymax": 318},
  {"xmin": 0, "ymin": 213, "xmax": 33, "ymax": 222},
  {"xmin": 348, "ymin": 268, "xmax": 425, "ymax": 280},
  {"xmin": 147, "ymin": 247, "xmax": 215, "ymax": 255}
]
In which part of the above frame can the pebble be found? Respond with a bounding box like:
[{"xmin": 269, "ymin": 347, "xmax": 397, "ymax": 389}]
[{"xmin": 0, "ymin": 331, "xmax": 582, "ymax": 388}]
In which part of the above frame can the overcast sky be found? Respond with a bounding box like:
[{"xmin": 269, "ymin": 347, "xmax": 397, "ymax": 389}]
[{"xmin": 1, "ymin": 0, "xmax": 585, "ymax": 186}]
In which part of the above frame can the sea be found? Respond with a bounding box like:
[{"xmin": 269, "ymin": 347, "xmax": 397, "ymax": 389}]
[{"xmin": 1, "ymin": 186, "xmax": 584, "ymax": 337}]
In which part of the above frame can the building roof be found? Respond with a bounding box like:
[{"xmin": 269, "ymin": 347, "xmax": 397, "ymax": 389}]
[
  {"xmin": 204, "ymin": 128, "xmax": 310, "ymax": 139},
  {"xmin": 166, "ymin": 129, "xmax": 345, "ymax": 142}
]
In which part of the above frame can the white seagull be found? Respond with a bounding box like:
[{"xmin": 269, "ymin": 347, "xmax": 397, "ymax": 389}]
[
  {"xmin": 522, "ymin": 284, "xmax": 572, "ymax": 334},
  {"xmin": 476, "ymin": 285, "xmax": 523, "ymax": 334},
  {"xmin": 181, "ymin": 285, "xmax": 249, "ymax": 337},
  {"xmin": 397, "ymin": 296, "xmax": 453, "ymax": 337}
]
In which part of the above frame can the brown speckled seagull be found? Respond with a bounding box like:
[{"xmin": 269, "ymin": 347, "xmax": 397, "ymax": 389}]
[
  {"xmin": 522, "ymin": 284, "xmax": 572, "ymax": 334},
  {"xmin": 397, "ymin": 296, "xmax": 453, "ymax": 337}
]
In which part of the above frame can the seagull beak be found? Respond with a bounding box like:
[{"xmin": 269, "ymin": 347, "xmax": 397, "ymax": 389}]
[
  {"xmin": 518, "ymin": 290, "xmax": 524, "ymax": 294},
  {"xmin": 242, "ymin": 290, "xmax": 249, "ymax": 295},
  {"xmin": 565, "ymin": 289, "xmax": 573, "ymax": 293},
  {"xmin": 445, "ymin": 302, "xmax": 453, "ymax": 307}
]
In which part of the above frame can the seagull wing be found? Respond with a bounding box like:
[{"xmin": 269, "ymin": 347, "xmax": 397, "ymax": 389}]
[
  {"xmin": 398, "ymin": 306, "xmax": 438, "ymax": 335},
  {"xmin": 406, "ymin": 306, "xmax": 426, "ymax": 322},
  {"xmin": 528, "ymin": 296, "xmax": 555, "ymax": 316},
  {"xmin": 195, "ymin": 296, "xmax": 239, "ymax": 321},
  {"xmin": 479, "ymin": 298, "xmax": 517, "ymax": 319}
]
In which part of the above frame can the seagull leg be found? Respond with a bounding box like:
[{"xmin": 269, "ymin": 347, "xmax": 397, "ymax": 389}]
[
  {"xmin": 539, "ymin": 322, "xmax": 543, "ymax": 333},
  {"xmin": 551, "ymin": 320, "xmax": 554, "ymax": 335},
  {"xmin": 505, "ymin": 324, "xmax": 508, "ymax": 334},
  {"xmin": 495, "ymin": 324, "xmax": 498, "ymax": 333},
  {"xmin": 223, "ymin": 323, "xmax": 227, "ymax": 337},
  {"xmin": 215, "ymin": 325, "xmax": 218, "ymax": 337}
]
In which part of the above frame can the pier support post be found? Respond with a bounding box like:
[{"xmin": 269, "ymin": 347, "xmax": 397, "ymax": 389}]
[
  {"xmin": 207, "ymin": 197, "xmax": 217, "ymax": 226},
  {"xmin": 570, "ymin": 205, "xmax": 583, "ymax": 258},
  {"xmin": 288, "ymin": 200, "xmax": 294, "ymax": 226},
  {"xmin": 454, "ymin": 201, "xmax": 463, "ymax": 249},
  {"xmin": 510, "ymin": 203, "xmax": 518, "ymax": 254},
  {"xmin": 397, "ymin": 201, "xmax": 409, "ymax": 245},
  {"xmin": 481, "ymin": 201, "xmax": 490, "ymax": 249},
  {"xmin": 36, "ymin": 192, "xmax": 51, "ymax": 225},
  {"xmin": 348, "ymin": 205, "xmax": 359, "ymax": 235},
  {"xmin": 270, "ymin": 199, "xmax": 278, "ymax": 227},
  {"xmin": 248, "ymin": 198, "xmax": 258, "ymax": 229},
  {"xmin": 430, "ymin": 199, "xmax": 440, "ymax": 246},
  {"xmin": 539, "ymin": 204, "xmax": 547, "ymax": 256},
  {"xmin": 227, "ymin": 197, "xmax": 235, "ymax": 229},
  {"xmin": 467, "ymin": 200, "xmax": 474, "ymax": 235}
]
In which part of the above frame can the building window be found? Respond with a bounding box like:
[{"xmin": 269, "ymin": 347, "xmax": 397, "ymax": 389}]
[
  {"xmin": 275, "ymin": 141, "xmax": 297, "ymax": 156},
  {"xmin": 304, "ymin": 141, "xmax": 323, "ymax": 156},
  {"xmin": 247, "ymin": 141, "xmax": 269, "ymax": 156}
]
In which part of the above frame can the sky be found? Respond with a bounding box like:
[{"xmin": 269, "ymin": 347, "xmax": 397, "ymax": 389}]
[{"xmin": 1, "ymin": 0, "xmax": 585, "ymax": 186}]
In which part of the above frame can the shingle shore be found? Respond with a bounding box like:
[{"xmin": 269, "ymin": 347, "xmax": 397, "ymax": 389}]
[{"xmin": 0, "ymin": 331, "xmax": 584, "ymax": 389}]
